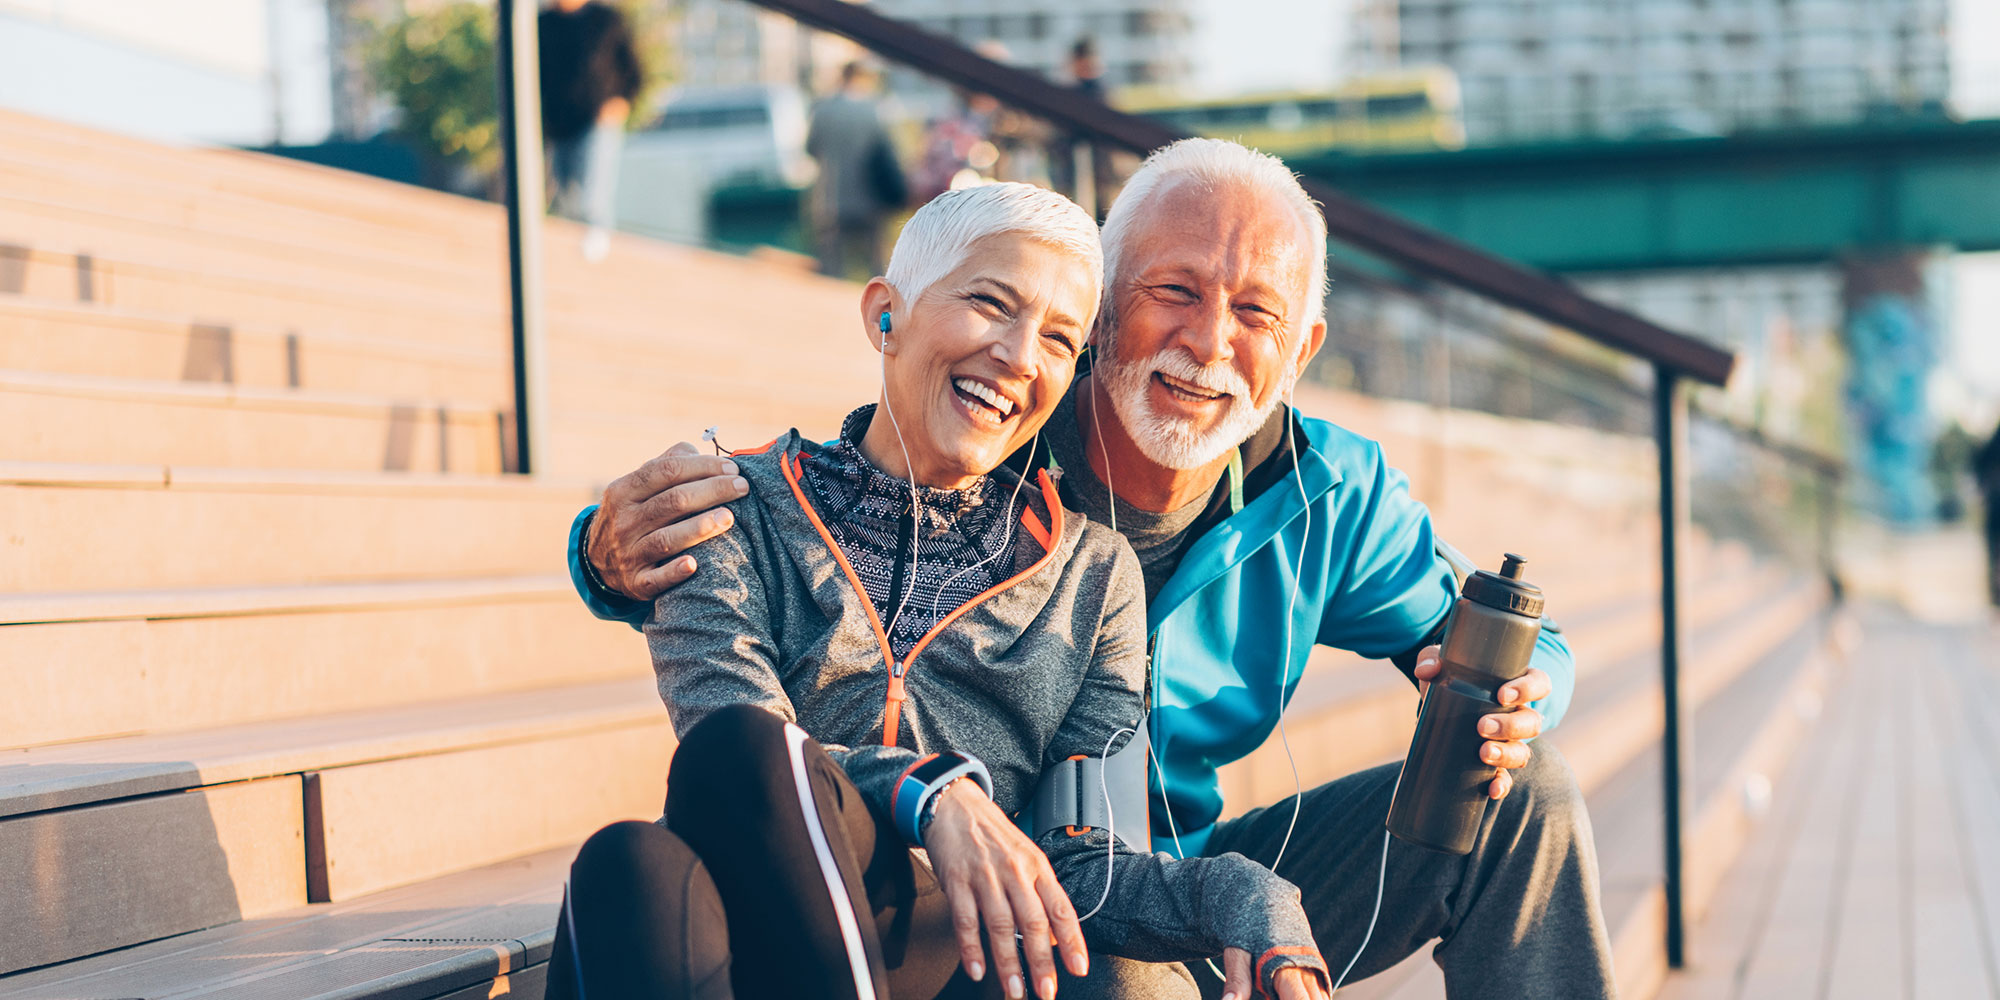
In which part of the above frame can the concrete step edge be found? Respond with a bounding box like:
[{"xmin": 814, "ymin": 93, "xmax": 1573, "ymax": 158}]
[{"xmin": 0, "ymin": 843, "xmax": 573, "ymax": 999}]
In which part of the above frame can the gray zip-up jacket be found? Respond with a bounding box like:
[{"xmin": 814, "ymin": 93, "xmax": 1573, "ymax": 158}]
[{"xmin": 646, "ymin": 429, "xmax": 1326, "ymax": 981}]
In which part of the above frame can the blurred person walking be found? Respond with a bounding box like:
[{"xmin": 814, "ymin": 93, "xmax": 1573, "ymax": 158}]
[
  {"xmin": 540, "ymin": 0, "xmax": 644, "ymax": 260},
  {"xmin": 1978, "ymin": 422, "xmax": 2000, "ymax": 607},
  {"xmin": 1049, "ymin": 38, "xmax": 1112, "ymax": 210},
  {"xmin": 806, "ymin": 61, "xmax": 906, "ymax": 280}
]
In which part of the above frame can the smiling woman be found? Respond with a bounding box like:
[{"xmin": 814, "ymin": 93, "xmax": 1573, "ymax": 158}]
[
  {"xmin": 548, "ymin": 181, "xmax": 1329, "ymax": 1000},
  {"xmin": 858, "ymin": 234, "xmax": 1098, "ymax": 489}
]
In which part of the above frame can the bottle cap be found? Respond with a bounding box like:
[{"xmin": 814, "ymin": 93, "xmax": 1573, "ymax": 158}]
[{"xmin": 1462, "ymin": 552, "xmax": 1544, "ymax": 618}]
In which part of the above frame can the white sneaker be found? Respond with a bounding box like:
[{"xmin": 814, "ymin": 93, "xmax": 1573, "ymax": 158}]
[{"xmin": 582, "ymin": 227, "xmax": 612, "ymax": 262}]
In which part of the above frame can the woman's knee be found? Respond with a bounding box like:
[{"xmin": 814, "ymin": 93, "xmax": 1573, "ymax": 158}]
[
  {"xmin": 667, "ymin": 704, "xmax": 808, "ymax": 830},
  {"xmin": 572, "ymin": 820, "xmax": 698, "ymax": 890},
  {"xmin": 675, "ymin": 704, "xmax": 792, "ymax": 776}
]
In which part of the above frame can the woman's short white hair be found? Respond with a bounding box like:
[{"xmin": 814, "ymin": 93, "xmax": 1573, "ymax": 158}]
[
  {"xmin": 884, "ymin": 182, "xmax": 1103, "ymax": 311},
  {"xmin": 1099, "ymin": 138, "xmax": 1328, "ymax": 328}
]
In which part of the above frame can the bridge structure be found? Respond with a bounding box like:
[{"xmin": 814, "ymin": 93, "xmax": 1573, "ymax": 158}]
[
  {"xmin": 1292, "ymin": 117, "xmax": 2000, "ymax": 528},
  {"xmin": 1290, "ymin": 119, "xmax": 2000, "ymax": 275}
]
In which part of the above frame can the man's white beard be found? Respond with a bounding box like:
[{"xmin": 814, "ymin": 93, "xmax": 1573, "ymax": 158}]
[{"xmin": 1097, "ymin": 337, "xmax": 1297, "ymax": 471}]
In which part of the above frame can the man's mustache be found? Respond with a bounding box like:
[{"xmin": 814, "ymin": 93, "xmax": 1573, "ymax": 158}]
[{"xmin": 1146, "ymin": 349, "xmax": 1250, "ymax": 401}]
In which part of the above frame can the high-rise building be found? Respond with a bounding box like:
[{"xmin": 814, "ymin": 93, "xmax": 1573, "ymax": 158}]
[
  {"xmin": 875, "ymin": 0, "xmax": 1193, "ymax": 87},
  {"xmin": 671, "ymin": 0, "xmax": 862, "ymax": 95},
  {"xmin": 664, "ymin": 0, "xmax": 1194, "ymax": 125},
  {"xmin": 1348, "ymin": 0, "xmax": 1952, "ymax": 145}
]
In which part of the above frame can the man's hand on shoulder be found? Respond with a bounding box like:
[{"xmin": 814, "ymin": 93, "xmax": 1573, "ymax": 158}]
[
  {"xmin": 1412, "ymin": 645, "xmax": 1550, "ymax": 801},
  {"xmin": 588, "ymin": 442, "xmax": 750, "ymax": 601}
]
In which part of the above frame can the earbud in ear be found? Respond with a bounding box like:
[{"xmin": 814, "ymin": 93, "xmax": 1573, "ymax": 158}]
[{"xmin": 878, "ymin": 312, "xmax": 892, "ymax": 336}]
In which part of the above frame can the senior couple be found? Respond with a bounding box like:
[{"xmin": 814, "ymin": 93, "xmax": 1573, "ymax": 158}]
[{"xmin": 548, "ymin": 139, "xmax": 1616, "ymax": 1000}]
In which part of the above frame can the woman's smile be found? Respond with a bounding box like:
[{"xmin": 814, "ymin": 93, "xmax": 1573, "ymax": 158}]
[{"xmin": 950, "ymin": 375, "xmax": 1021, "ymax": 427}]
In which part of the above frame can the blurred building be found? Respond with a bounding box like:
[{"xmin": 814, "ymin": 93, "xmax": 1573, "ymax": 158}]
[
  {"xmin": 0, "ymin": 0, "xmax": 333, "ymax": 146},
  {"xmin": 1348, "ymin": 0, "xmax": 1952, "ymax": 145},
  {"xmin": 670, "ymin": 0, "xmax": 861, "ymax": 94},
  {"xmin": 878, "ymin": 0, "xmax": 1192, "ymax": 87},
  {"xmin": 872, "ymin": 0, "xmax": 1195, "ymax": 121}
]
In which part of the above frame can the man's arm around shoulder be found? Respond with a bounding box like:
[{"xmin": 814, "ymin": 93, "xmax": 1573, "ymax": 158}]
[{"xmin": 565, "ymin": 442, "xmax": 752, "ymax": 629}]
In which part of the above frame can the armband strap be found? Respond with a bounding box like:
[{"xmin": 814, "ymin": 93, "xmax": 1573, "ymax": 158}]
[{"xmin": 893, "ymin": 752, "xmax": 993, "ymax": 847}]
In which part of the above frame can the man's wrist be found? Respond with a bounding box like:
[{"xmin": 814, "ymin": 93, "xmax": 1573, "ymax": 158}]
[{"xmin": 578, "ymin": 508, "xmax": 616, "ymax": 597}]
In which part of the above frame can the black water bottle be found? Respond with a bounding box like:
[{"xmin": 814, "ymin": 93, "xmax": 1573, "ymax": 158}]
[{"xmin": 1385, "ymin": 553, "xmax": 1546, "ymax": 855}]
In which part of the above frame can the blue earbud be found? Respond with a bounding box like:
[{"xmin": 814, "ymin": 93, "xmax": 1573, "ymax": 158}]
[{"xmin": 878, "ymin": 311, "xmax": 892, "ymax": 335}]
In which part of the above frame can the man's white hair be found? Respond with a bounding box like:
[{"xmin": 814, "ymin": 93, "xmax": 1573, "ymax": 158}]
[
  {"xmin": 883, "ymin": 182, "xmax": 1103, "ymax": 309},
  {"xmin": 1099, "ymin": 138, "xmax": 1328, "ymax": 329}
]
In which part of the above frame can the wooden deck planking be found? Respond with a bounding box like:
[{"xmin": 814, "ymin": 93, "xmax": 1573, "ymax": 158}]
[
  {"xmin": 1820, "ymin": 663, "xmax": 1907, "ymax": 1000},
  {"xmin": 1906, "ymin": 663, "xmax": 1993, "ymax": 996},
  {"xmin": 1657, "ymin": 634, "xmax": 1862, "ymax": 1000},
  {"xmin": 1661, "ymin": 612, "xmax": 2000, "ymax": 1000},
  {"xmin": 1929, "ymin": 629, "xmax": 2000, "ymax": 995}
]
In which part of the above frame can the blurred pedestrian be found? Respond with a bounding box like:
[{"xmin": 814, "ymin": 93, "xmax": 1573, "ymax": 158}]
[
  {"xmin": 1977, "ymin": 422, "xmax": 2000, "ymax": 607},
  {"xmin": 540, "ymin": 0, "xmax": 643, "ymax": 260},
  {"xmin": 1050, "ymin": 37, "xmax": 1112, "ymax": 209},
  {"xmin": 806, "ymin": 61, "xmax": 905, "ymax": 279},
  {"xmin": 914, "ymin": 42, "xmax": 1049, "ymax": 200}
]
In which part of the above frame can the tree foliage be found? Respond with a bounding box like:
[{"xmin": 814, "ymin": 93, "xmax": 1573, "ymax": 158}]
[{"xmin": 370, "ymin": 2, "xmax": 500, "ymax": 174}]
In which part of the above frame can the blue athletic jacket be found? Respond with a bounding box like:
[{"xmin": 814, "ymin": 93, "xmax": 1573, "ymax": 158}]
[{"xmin": 566, "ymin": 413, "xmax": 1575, "ymax": 858}]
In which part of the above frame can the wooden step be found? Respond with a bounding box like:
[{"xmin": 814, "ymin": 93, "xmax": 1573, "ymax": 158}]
[
  {"xmin": 0, "ymin": 576, "xmax": 649, "ymax": 748},
  {"xmin": 0, "ymin": 296, "xmax": 511, "ymax": 402},
  {"xmin": 0, "ymin": 369, "xmax": 506, "ymax": 472},
  {"xmin": 0, "ymin": 109, "xmax": 502, "ymax": 240},
  {"xmin": 1336, "ymin": 605, "xmax": 1838, "ymax": 1000},
  {"xmin": 1217, "ymin": 568, "xmax": 1826, "ymax": 820},
  {"xmin": 0, "ymin": 152, "xmax": 500, "ymax": 287},
  {"xmin": 0, "ymin": 230, "xmax": 507, "ymax": 352},
  {"xmin": 0, "ymin": 843, "xmax": 569, "ymax": 1000},
  {"xmin": 0, "ymin": 462, "xmax": 599, "ymax": 592},
  {"xmin": 0, "ymin": 189, "xmax": 503, "ymax": 325},
  {"xmin": 0, "ymin": 678, "xmax": 670, "ymax": 973}
]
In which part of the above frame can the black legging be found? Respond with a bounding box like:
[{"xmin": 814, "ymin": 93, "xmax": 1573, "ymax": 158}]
[{"xmin": 545, "ymin": 704, "xmax": 976, "ymax": 1000}]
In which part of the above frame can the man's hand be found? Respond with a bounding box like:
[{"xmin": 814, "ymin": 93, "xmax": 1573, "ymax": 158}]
[
  {"xmin": 1412, "ymin": 645, "xmax": 1549, "ymax": 800},
  {"xmin": 1219, "ymin": 946, "xmax": 1329, "ymax": 1000},
  {"xmin": 587, "ymin": 442, "xmax": 749, "ymax": 601},
  {"xmin": 924, "ymin": 781, "xmax": 1090, "ymax": 999}
]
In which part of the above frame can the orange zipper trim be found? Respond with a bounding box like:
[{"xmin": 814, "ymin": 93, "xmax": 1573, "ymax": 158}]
[
  {"xmin": 780, "ymin": 454, "xmax": 1066, "ymax": 747},
  {"xmin": 893, "ymin": 468, "xmax": 1064, "ymax": 668},
  {"xmin": 780, "ymin": 452, "xmax": 901, "ymax": 742}
]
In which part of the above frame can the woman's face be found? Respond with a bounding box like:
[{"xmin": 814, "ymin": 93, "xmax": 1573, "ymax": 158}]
[{"xmin": 862, "ymin": 233, "xmax": 1099, "ymax": 489}]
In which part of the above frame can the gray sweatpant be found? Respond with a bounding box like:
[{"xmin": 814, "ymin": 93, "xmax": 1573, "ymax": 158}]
[{"xmin": 1054, "ymin": 745, "xmax": 1616, "ymax": 999}]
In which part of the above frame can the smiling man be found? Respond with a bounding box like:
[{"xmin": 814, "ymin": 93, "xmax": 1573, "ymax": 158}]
[{"xmin": 568, "ymin": 139, "xmax": 1615, "ymax": 1000}]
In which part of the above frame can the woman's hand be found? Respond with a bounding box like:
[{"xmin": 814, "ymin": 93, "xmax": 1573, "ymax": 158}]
[
  {"xmin": 1411, "ymin": 645, "xmax": 1550, "ymax": 800},
  {"xmin": 1220, "ymin": 946, "xmax": 1330, "ymax": 1000},
  {"xmin": 924, "ymin": 781, "xmax": 1090, "ymax": 999}
]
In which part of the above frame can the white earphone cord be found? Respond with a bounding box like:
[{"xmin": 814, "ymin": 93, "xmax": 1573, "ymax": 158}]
[
  {"xmin": 878, "ymin": 318, "xmax": 923, "ymax": 640},
  {"xmin": 1145, "ymin": 401, "xmax": 1389, "ymax": 993}
]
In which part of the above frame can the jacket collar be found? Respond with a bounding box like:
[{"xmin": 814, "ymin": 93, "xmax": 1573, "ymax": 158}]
[
  {"xmin": 733, "ymin": 428, "xmax": 1079, "ymax": 670},
  {"xmin": 1146, "ymin": 416, "xmax": 1344, "ymax": 629}
]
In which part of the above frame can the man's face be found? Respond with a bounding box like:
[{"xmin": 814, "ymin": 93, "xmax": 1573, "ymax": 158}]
[{"xmin": 1096, "ymin": 179, "xmax": 1324, "ymax": 470}]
